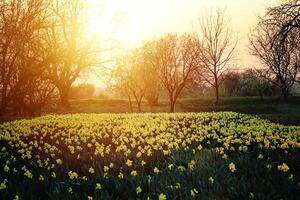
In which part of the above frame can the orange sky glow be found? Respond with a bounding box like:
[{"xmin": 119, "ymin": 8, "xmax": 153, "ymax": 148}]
[{"xmin": 84, "ymin": 0, "xmax": 279, "ymax": 86}]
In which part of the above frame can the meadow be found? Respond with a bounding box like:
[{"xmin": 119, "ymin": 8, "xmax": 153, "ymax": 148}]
[
  {"xmin": 0, "ymin": 112, "xmax": 299, "ymax": 199},
  {"xmin": 46, "ymin": 96, "xmax": 300, "ymax": 126},
  {"xmin": 1, "ymin": 0, "xmax": 300, "ymax": 199}
]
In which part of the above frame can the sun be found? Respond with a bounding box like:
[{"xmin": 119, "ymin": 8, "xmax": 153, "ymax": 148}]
[
  {"xmin": 84, "ymin": 0, "xmax": 136, "ymax": 47},
  {"xmin": 85, "ymin": 1, "xmax": 118, "ymax": 35}
]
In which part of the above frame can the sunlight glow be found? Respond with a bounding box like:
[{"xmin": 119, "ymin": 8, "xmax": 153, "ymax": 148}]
[
  {"xmin": 82, "ymin": 0, "xmax": 278, "ymax": 86},
  {"xmin": 84, "ymin": 0, "xmax": 277, "ymax": 50},
  {"xmin": 85, "ymin": 0, "xmax": 139, "ymax": 45}
]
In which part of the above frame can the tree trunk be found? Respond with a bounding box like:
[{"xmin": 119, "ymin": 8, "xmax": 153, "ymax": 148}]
[
  {"xmin": 259, "ymin": 94, "xmax": 263, "ymax": 101},
  {"xmin": 128, "ymin": 95, "xmax": 133, "ymax": 112},
  {"xmin": 215, "ymin": 85, "xmax": 219, "ymax": 106},
  {"xmin": 214, "ymin": 72, "xmax": 219, "ymax": 106},
  {"xmin": 0, "ymin": 84, "xmax": 8, "ymax": 115},
  {"xmin": 169, "ymin": 95, "xmax": 175, "ymax": 113},
  {"xmin": 58, "ymin": 86, "xmax": 71, "ymax": 108},
  {"xmin": 137, "ymin": 101, "xmax": 141, "ymax": 112},
  {"xmin": 169, "ymin": 92, "xmax": 175, "ymax": 112},
  {"xmin": 170, "ymin": 101, "xmax": 176, "ymax": 112},
  {"xmin": 258, "ymin": 89, "xmax": 264, "ymax": 101},
  {"xmin": 0, "ymin": 100, "xmax": 7, "ymax": 116},
  {"xmin": 282, "ymin": 87, "xmax": 289, "ymax": 101}
]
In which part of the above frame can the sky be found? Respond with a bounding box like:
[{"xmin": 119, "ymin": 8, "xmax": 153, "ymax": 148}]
[{"xmin": 84, "ymin": 0, "xmax": 279, "ymax": 86}]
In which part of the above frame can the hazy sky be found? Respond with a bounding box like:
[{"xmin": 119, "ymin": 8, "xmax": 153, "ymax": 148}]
[{"xmin": 85, "ymin": 0, "xmax": 279, "ymax": 86}]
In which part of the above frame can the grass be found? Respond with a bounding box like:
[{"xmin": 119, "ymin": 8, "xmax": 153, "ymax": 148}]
[
  {"xmin": 179, "ymin": 96, "xmax": 300, "ymax": 125},
  {"xmin": 43, "ymin": 96, "xmax": 300, "ymax": 125}
]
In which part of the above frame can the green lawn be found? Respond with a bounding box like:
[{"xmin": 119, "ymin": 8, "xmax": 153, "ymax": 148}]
[{"xmin": 45, "ymin": 96, "xmax": 300, "ymax": 126}]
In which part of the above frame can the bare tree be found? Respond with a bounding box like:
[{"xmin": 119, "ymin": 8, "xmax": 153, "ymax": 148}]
[
  {"xmin": 197, "ymin": 10, "xmax": 237, "ymax": 105},
  {"xmin": 109, "ymin": 60, "xmax": 134, "ymax": 112},
  {"xmin": 42, "ymin": 0, "xmax": 99, "ymax": 108},
  {"xmin": 13, "ymin": 78, "xmax": 56, "ymax": 116},
  {"xmin": 0, "ymin": 0, "xmax": 50, "ymax": 115},
  {"xmin": 249, "ymin": 2, "xmax": 299, "ymax": 100},
  {"xmin": 242, "ymin": 69, "xmax": 275, "ymax": 100},
  {"xmin": 129, "ymin": 53, "xmax": 147, "ymax": 112},
  {"xmin": 143, "ymin": 34, "xmax": 201, "ymax": 112},
  {"xmin": 110, "ymin": 49, "xmax": 147, "ymax": 112},
  {"xmin": 266, "ymin": 0, "xmax": 300, "ymax": 48},
  {"xmin": 143, "ymin": 67, "xmax": 161, "ymax": 107}
]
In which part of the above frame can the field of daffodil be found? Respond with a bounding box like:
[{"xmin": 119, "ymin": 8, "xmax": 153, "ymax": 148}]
[{"xmin": 0, "ymin": 112, "xmax": 300, "ymax": 199}]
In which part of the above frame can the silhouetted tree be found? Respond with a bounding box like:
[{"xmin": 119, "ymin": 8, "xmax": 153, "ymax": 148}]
[
  {"xmin": 141, "ymin": 52, "xmax": 161, "ymax": 107},
  {"xmin": 43, "ymin": 0, "xmax": 98, "ymax": 107},
  {"xmin": 0, "ymin": 0, "xmax": 51, "ymax": 116},
  {"xmin": 221, "ymin": 72, "xmax": 241, "ymax": 96},
  {"xmin": 197, "ymin": 10, "xmax": 237, "ymax": 105},
  {"xmin": 241, "ymin": 69, "xmax": 275, "ymax": 100},
  {"xmin": 249, "ymin": 3, "xmax": 299, "ymax": 100},
  {"xmin": 111, "ymin": 49, "xmax": 148, "ymax": 112},
  {"xmin": 109, "ymin": 61, "xmax": 134, "ymax": 112},
  {"xmin": 13, "ymin": 78, "xmax": 56, "ymax": 116},
  {"xmin": 143, "ymin": 34, "xmax": 201, "ymax": 112}
]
